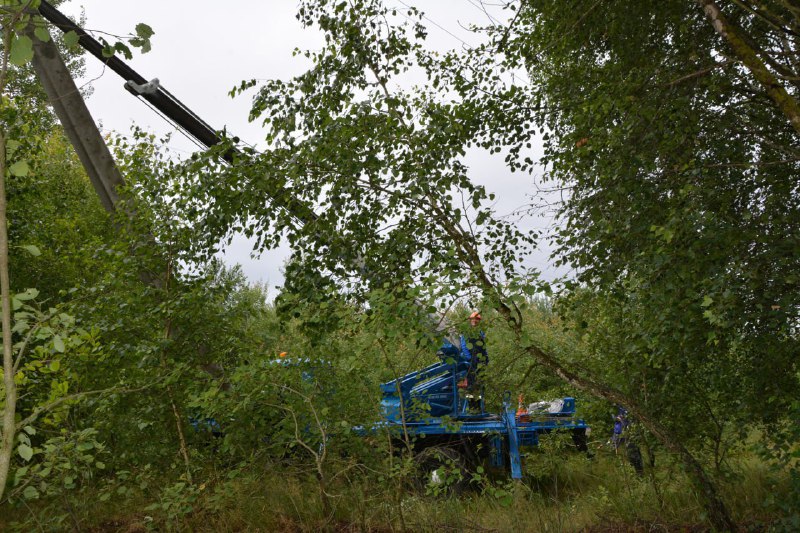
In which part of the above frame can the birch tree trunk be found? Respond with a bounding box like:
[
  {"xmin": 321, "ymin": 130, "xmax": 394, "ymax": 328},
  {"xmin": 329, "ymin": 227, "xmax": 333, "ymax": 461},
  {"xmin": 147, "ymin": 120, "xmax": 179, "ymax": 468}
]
[
  {"xmin": 0, "ymin": 15, "xmax": 17, "ymax": 502},
  {"xmin": 698, "ymin": 0, "xmax": 800, "ymax": 134},
  {"xmin": 0, "ymin": 129, "xmax": 16, "ymax": 504}
]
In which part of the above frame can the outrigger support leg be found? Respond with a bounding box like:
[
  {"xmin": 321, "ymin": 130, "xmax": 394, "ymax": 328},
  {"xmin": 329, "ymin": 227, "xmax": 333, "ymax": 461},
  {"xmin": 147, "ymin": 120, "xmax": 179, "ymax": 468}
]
[{"xmin": 502, "ymin": 393, "xmax": 522, "ymax": 479}]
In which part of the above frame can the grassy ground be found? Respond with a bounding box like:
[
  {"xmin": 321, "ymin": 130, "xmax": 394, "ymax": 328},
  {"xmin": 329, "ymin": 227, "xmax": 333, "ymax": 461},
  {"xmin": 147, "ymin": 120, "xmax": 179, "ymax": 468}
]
[{"xmin": 1, "ymin": 450, "xmax": 788, "ymax": 532}]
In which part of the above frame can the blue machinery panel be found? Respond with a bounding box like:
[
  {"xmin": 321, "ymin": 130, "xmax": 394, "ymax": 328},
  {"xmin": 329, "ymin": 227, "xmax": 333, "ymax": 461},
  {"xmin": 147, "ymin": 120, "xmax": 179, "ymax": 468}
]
[{"xmin": 379, "ymin": 341, "xmax": 588, "ymax": 478}]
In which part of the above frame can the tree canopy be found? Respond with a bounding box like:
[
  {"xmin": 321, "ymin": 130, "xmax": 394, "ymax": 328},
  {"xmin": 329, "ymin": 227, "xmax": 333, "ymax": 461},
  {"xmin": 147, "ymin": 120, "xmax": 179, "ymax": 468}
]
[{"xmin": 0, "ymin": 1, "xmax": 797, "ymax": 530}]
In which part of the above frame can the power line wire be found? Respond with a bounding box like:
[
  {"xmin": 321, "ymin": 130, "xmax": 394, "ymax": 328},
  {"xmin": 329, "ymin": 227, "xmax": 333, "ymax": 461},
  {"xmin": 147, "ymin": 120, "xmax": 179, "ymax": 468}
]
[
  {"xmin": 134, "ymin": 96, "xmax": 208, "ymax": 152},
  {"xmin": 463, "ymin": 0, "xmax": 502, "ymax": 27},
  {"xmin": 395, "ymin": 0, "xmax": 531, "ymax": 87},
  {"xmin": 397, "ymin": 0, "xmax": 476, "ymax": 51}
]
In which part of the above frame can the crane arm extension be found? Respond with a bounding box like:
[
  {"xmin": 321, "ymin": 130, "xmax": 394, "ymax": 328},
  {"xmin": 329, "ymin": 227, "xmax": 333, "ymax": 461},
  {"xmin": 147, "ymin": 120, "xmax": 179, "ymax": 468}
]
[
  {"xmin": 35, "ymin": 0, "xmax": 318, "ymax": 225},
  {"xmin": 37, "ymin": 0, "xmax": 219, "ymax": 150}
]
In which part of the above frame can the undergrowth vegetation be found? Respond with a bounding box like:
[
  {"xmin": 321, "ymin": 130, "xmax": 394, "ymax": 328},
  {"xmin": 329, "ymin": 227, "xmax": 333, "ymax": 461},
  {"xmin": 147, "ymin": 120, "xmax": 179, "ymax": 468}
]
[{"xmin": 2, "ymin": 444, "xmax": 787, "ymax": 531}]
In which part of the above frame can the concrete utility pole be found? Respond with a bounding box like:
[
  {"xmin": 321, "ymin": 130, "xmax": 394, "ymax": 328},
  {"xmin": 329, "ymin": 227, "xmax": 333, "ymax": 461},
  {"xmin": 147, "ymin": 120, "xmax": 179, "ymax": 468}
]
[{"xmin": 29, "ymin": 29, "xmax": 125, "ymax": 214}]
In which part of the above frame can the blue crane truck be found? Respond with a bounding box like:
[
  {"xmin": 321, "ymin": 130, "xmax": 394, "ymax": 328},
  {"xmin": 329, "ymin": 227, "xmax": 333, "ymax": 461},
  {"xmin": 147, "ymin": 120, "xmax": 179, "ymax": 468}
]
[
  {"xmin": 378, "ymin": 339, "xmax": 589, "ymax": 482},
  {"xmin": 33, "ymin": 0, "xmax": 590, "ymax": 485}
]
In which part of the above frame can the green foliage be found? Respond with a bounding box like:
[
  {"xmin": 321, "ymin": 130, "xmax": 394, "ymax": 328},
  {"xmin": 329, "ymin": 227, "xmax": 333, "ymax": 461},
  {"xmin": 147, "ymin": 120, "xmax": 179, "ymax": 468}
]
[
  {"xmin": 9, "ymin": 132, "xmax": 111, "ymax": 290},
  {"xmin": 8, "ymin": 35, "xmax": 32, "ymax": 67},
  {"xmin": 505, "ymin": 0, "xmax": 798, "ymax": 403},
  {"xmin": 177, "ymin": 0, "xmax": 535, "ymax": 315},
  {"xmin": 130, "ymin": 23, "xmax": 154, "ymax": 54},
  {"xmin": 0, "ymin": 0, "xmax": 796, "ymax": 529},
  {"xmin": 454, "ymin": 6, "xmax": 800, "ymax": 513},
  {"xmin": 143, "ymin": 481, "xmax": 200, "ymax": 524},
  {"xmin": 2, "ymin": 449, "xmax": 787, "ymax": 531},
  {"xmin": 10, "ymin": 428, "xmax": 107, "ymax": 502},
  {"xmin": 471, "ymin": 465, "xmax": 515, "ymax": 507},
  {"xmin": 61, "ymin": 30, "xmax": 79, "ymax": 49},
  {"xmin": 762, "ymin": 401, "xmax": 800, "ymax": 531}
]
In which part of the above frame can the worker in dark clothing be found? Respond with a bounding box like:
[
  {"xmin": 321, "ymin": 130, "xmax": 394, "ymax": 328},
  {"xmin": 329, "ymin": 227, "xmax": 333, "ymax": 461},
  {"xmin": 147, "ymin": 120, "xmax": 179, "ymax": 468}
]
[
  {"xmin": 460, "ymin": 311, "xmax": 487, "ymax": 410},
  {"xmin": 611, "ymin": 406, "xmax": 644, "ymax": 475}
]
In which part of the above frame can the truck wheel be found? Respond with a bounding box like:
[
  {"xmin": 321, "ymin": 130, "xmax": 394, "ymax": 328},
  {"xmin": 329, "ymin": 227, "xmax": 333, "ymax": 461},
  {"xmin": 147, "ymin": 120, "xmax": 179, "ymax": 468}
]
[
  {"xmin": 413, "ymin": 446, "xmax": 469, "ymax": 496},
  {"xmin": 572, "ymin": 428, "xmax": 589, "ymax": 452}
]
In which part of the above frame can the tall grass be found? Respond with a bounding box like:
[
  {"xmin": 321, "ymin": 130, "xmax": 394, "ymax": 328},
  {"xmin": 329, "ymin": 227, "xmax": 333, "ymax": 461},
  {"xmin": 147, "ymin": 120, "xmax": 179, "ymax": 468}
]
[{"xmin": 1, "ymin": 449, "xmax": 788, "ymax": 531}]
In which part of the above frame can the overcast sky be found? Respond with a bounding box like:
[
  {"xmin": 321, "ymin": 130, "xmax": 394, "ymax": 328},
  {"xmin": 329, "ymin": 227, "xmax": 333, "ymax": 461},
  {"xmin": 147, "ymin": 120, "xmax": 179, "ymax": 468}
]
[{"xmin": 58, "ymin": 0, "xmax": 562, "ymax": 294}]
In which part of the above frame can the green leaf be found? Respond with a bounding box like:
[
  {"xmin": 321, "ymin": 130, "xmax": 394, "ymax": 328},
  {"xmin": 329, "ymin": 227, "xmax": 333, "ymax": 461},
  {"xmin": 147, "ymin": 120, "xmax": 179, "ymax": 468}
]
[
  {"xmin": 499, "ymin": 493, "xmax": 513, "ymax": 507},
  {"xmin": 132, "ymin": 38, "xmax": 152, "ymax": 54},
  {"xmin": 6, "ymin": 140, "xmax": 21, "ymax": 155},
  {"xmin": 19, "ymin": 244, "xmax": 41, "ymax": 257},
  {"xmin": 49, "ymin": 359, "xmax": 61, "ymax": 371},
  {"xmin": 53, "ymin": 335, "xmax": 65, "ymax": 353},
  {"xmin": 22, "ymin": 486, "xmax": 39, "ymax": 500},
  {"xmin": 113, "ymin": 42, "xmax": 133, "ymax": 60},
  {"xmin": 9, "ymin": 35, "xmax": 33, "ymax": 66},
  {"xmin": 22, "ymin": 425, "xmax": 36, "ymax": 436},
  {"xmin": 135, "ymin": 23, "xmax": 155, "ymax": 39},
  {"xmin": 9, "ymin": 160, "xmax": 29, "ymax": 177},
  {"xmin": 18, "ymin": 443, "xmax": 33, "ymax": 462},
  {"xmin": 34, "ymin": 25, "xmax": 51, "ymax": 43},
  {"xmin": 63, "ymin": 30, "xmax": 80, "ymax": 48},
  {"xmin": 15, "ymin": 288, "xmax": 39, "ymax": 301},
  {"xmin": 701, "ymin": 295, "xmax": 713, "ymax": 308}
]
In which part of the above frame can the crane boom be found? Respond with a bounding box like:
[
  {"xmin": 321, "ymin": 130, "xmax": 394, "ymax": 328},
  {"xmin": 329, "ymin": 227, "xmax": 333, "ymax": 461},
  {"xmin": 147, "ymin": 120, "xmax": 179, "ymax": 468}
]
[
  {"xmin": 37, "ymin": 0, "xmax": 220, "ymax": 150},
  {"xmin": 35, "ymin": 0, "xmax": 317, "ymax": 225}
]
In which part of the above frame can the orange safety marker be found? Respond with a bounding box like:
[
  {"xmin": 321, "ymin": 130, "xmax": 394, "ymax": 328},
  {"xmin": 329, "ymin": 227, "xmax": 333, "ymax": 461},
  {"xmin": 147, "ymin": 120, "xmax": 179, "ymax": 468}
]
[{"xmin": 516, "ymin": 394, "xmax": 528, "ymax": 416}]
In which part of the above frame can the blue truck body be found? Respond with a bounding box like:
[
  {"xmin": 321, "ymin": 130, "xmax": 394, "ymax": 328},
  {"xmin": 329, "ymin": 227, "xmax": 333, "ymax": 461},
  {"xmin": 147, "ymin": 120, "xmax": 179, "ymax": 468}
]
[{"xmin": 378, "ymin": 340, "xmax": 588, "ymax": 478}]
